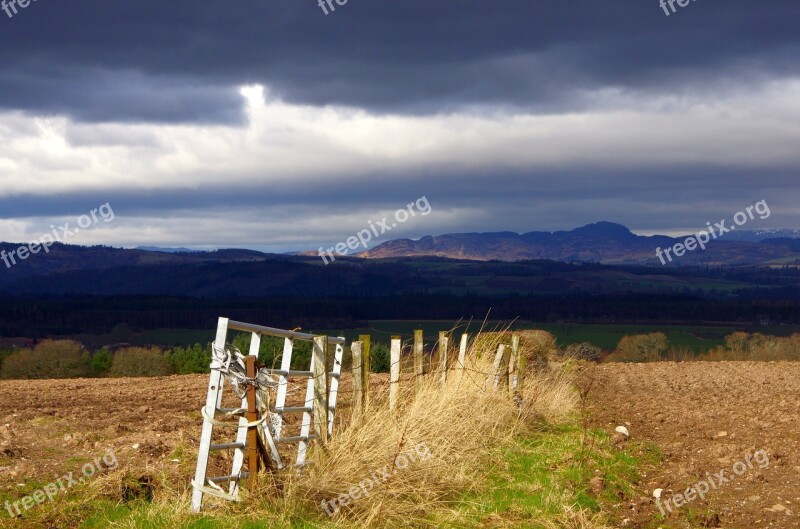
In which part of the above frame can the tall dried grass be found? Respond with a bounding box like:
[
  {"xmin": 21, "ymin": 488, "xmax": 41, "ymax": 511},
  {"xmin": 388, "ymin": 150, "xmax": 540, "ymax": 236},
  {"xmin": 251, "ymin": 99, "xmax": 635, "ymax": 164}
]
[
  {"xmin": 266, "ymin": 329, "xmax": 578, "ymax": 527},
  {"xmin": 83, "ymin": 328, "xmax": 581, "ymax": 529}
]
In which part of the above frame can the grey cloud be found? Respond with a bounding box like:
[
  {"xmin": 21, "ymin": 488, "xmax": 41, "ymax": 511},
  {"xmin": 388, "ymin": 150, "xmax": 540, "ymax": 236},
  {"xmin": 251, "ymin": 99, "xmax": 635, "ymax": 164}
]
[
  {"xmin": 0, "ymin": 1, "xmax": 799, "ymax": 122},
  {"xmin": 0, "ymin": 0, "xmax": 798, "ymax": 249},
  {"xmin": 0, "ymin": 164, "xmax": 793, "ymax": 252},
  {"xmin": 0, "ymin": 67, "xmax": 244, "ymax": 124}
]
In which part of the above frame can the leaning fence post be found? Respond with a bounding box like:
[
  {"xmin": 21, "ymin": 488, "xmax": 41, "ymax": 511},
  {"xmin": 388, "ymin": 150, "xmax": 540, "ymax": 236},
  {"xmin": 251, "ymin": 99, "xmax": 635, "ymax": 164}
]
[
  {"xmin": 389, "ymin": 336, "xmax": 401, "ymax": 412},
  {"xmin": 312, "ymin": 336, "xmax": 329, "ymax": 444},
  {"xmin": 413, "ymin": 329, "xmax": 424, "ymax": 393},
  {"xmin": 351, "ymin": 341, "xmax": 364, "ymax": 419},
  {"xmin": 490, "ymin": 343, "xmax": 509, "ymax": 388},
  {"xmin": 438, "ymin": 331, "xmax": 449, "ymax": 385},
  {"xmin": 359, "ymin": 334, "xmax": 371, "ymax": 408}
]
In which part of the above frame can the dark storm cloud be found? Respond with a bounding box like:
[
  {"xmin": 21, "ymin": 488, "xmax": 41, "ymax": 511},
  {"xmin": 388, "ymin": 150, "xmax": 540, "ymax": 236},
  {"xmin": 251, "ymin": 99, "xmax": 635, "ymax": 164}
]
[
  {"xmin": 1, "ymin": 0, "xmax": 799, "ymax": 251},
  {"xmin": 1, "ymin": 0, "xmax": 799, "ymax": 122},
  {"xmin": 0, "ymin": 68, "xmax": 244, "ymax": 123}
]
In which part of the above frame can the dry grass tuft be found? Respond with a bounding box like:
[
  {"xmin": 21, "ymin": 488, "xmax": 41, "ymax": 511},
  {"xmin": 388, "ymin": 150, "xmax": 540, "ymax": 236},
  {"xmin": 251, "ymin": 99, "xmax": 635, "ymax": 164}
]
[
  {"xmin": 472, "ymin": 328, "xmax": 557, "ymax": 369},
  {"xmin": 100, "ymin": 328, "xmax": 584, "ymax": 529},
  {"xmin": 266, "ymin": 330, "xmax": 579, "ymax": 528},
  {"xmin": 287, "ymin": 379, "xmax": 517, "ymax": 525}
]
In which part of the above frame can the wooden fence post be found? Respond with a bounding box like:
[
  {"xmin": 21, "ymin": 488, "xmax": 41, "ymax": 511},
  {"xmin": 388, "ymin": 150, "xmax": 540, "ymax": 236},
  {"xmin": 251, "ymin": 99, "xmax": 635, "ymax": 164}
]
[
  {"xmin": 312, "ymin": 336, "xmax": 329, "ymax": 444},
  {"xmin": 490, "ymin": 343, "xmax": 509, "ymax": 388},
  {"xmin": 457, "ymin": 333, "xmax": 468, "ymax": 372},
  {"xmin": 413, "ymin": 329, "xmax": 424, "ymax": 393},
  {"xmin": 351, "ymin": 341, "xmax": 363, "ymax": 419},
  {"xmin": 389, "ymin": 336, "xmax": 401, "ymax": 412},
  {"xmin": 516, "ymin": 337, "xmax": 527, "ymax": 393},
  {"xmin": 509, "ymin": 334, "xmax": 520, "ymax": 392},
  {"xmin": 438, "ymin": 331, "xmax": 449, "ymax": 385},
  {"xmin": 359, "ymin": 334, "xmax": 371, "ymax": 408},
  {"xmin": 328, "ymin": 343, "xmax": 344, "ymax": 438}
]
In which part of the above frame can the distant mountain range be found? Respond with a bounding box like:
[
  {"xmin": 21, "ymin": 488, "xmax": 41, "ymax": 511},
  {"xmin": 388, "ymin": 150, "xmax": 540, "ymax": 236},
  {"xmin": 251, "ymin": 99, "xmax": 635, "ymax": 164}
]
[
  {"xmin": 1, "ymin": 223, "xmax": 800, "ymax": 294},
  {"xmin": 360, "ymin": 222, "xmax": 800, "ymax": 266},
  {"xmin": 0, "ymin": 243, "xmax": 272, "ymax": 280},
  {"xmin": 134, "ymin": 246, "xmax": 199, "ymax": 254}
]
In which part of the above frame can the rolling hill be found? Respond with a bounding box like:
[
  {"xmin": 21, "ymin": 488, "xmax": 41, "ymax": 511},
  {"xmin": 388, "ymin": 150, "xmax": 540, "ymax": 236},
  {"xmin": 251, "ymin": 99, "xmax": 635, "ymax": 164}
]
[{"xmin": 361, "ymin": 222, "xmax": 800, "ymax": 266}]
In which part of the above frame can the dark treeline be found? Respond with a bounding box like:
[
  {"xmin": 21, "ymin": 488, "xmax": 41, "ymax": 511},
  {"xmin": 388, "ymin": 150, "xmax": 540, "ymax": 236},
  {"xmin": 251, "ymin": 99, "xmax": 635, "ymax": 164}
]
[
  {"xmin": 2, "ymin": 293, "xmax": 800, "ymax": 337},
  {"xmin": 4, "ymin": 256, "xmax": 800, "ymax": 336},
  {"xmin": 5, "ymin": 254, "xmax": 800, "ymax": 299}
]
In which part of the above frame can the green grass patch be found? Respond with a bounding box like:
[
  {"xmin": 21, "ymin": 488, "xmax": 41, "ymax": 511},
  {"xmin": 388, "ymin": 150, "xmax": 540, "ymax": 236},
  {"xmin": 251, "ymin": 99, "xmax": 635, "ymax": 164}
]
[{"xmin": 430, "ymin": 423, "xmax": 650, "ymax": 529}]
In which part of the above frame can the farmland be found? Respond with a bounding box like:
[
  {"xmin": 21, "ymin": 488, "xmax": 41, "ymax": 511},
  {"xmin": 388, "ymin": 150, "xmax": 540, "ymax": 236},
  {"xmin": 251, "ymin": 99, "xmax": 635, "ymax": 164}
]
[
  {"xmin": 0, "ymin": 353, "xmax": 619, "ymax": 528},
  {"xmin": 586, "ymin": 361, "xmax": 800, "ymax": 528},
  {"xmin": 89, "ymin": 321, "xmax": 800, "ymax": 354},
  {"xmin": 1, "ymin": 360, "xmax": 799, "ymax": 528}
]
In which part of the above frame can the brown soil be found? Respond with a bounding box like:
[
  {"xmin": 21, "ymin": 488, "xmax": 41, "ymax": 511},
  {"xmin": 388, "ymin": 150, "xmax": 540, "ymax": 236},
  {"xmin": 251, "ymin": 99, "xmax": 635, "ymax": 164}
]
[
  {"xmin": 0, "ymin": 372, "xmax": 370, "ymax": 520},
  {"xmin": 586, "ymin": 362, "xmax": 800, "ymax": 529}
]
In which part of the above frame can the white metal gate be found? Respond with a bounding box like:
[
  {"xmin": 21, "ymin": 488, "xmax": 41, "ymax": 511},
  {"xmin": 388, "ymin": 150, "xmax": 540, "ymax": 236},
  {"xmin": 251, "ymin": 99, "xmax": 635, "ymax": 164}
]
[{"xmin": 190, "ymin": 317, "xmax": 344, "ymax": 512}]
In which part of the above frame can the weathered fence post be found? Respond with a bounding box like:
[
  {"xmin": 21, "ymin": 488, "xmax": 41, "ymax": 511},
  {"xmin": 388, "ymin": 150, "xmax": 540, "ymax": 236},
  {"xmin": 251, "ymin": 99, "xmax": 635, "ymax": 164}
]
[
  {"xmin": 499, "ymin": 345, "xmax": 511, "ymax": 387},
  {"xmin": 457, "ymin": 333, "xmax": 469, "ymax": 372},
  {"xmin": 509, "ymin": 334, "xmax": 520, "ymax": 392},
  {"xmin": 328, "ymin": 342, "xmax": 344, "ymax": 438},
  {"xmin": 413, "ymin": 329, "xmax": 424, "ymax": 393},
  {"xmin": 438, "ymin": 331, "xmax": 449, "ymax": 385},
  {"xmin": 516, "ymin": 336, "xmax": 527, "ymax": 393},
  {"xmin": 312, "ymin": 336, "xmax": 329, "ymax": 443},
  {"xmin": 389, "ymin": 336, "xmax": 401, "ymax": 412},
  {"xmin": 351, "ymin": 341, "xmax": 364, "ymax": 419},
  {"xmin": 359, "ymin": 334, "xmax": 371, "ymax": 408},
  {"xmin": 490, "ymin": 343, "xmax": 509, "ymax": 388}
]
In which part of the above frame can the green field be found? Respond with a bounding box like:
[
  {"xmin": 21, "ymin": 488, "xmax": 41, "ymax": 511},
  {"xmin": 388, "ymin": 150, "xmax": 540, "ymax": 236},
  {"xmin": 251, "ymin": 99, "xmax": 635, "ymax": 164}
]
[
  {"xmin": 84, "ymin": 321, "xmax": 800, "ymax": 354},
  {"xmin": 317, "ymin": 320, "xmax": 738, "ymax": 353},
  {"xmin": 337, "ymin": 321, "xmax": 800, "ymax": 352}
]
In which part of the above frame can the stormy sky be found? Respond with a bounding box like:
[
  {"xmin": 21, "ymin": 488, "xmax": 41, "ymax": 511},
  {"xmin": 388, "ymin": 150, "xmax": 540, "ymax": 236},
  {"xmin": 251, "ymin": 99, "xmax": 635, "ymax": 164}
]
[{"xmin": 0, "ymin": 0, "xmax": 799, "ymax": 252}]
